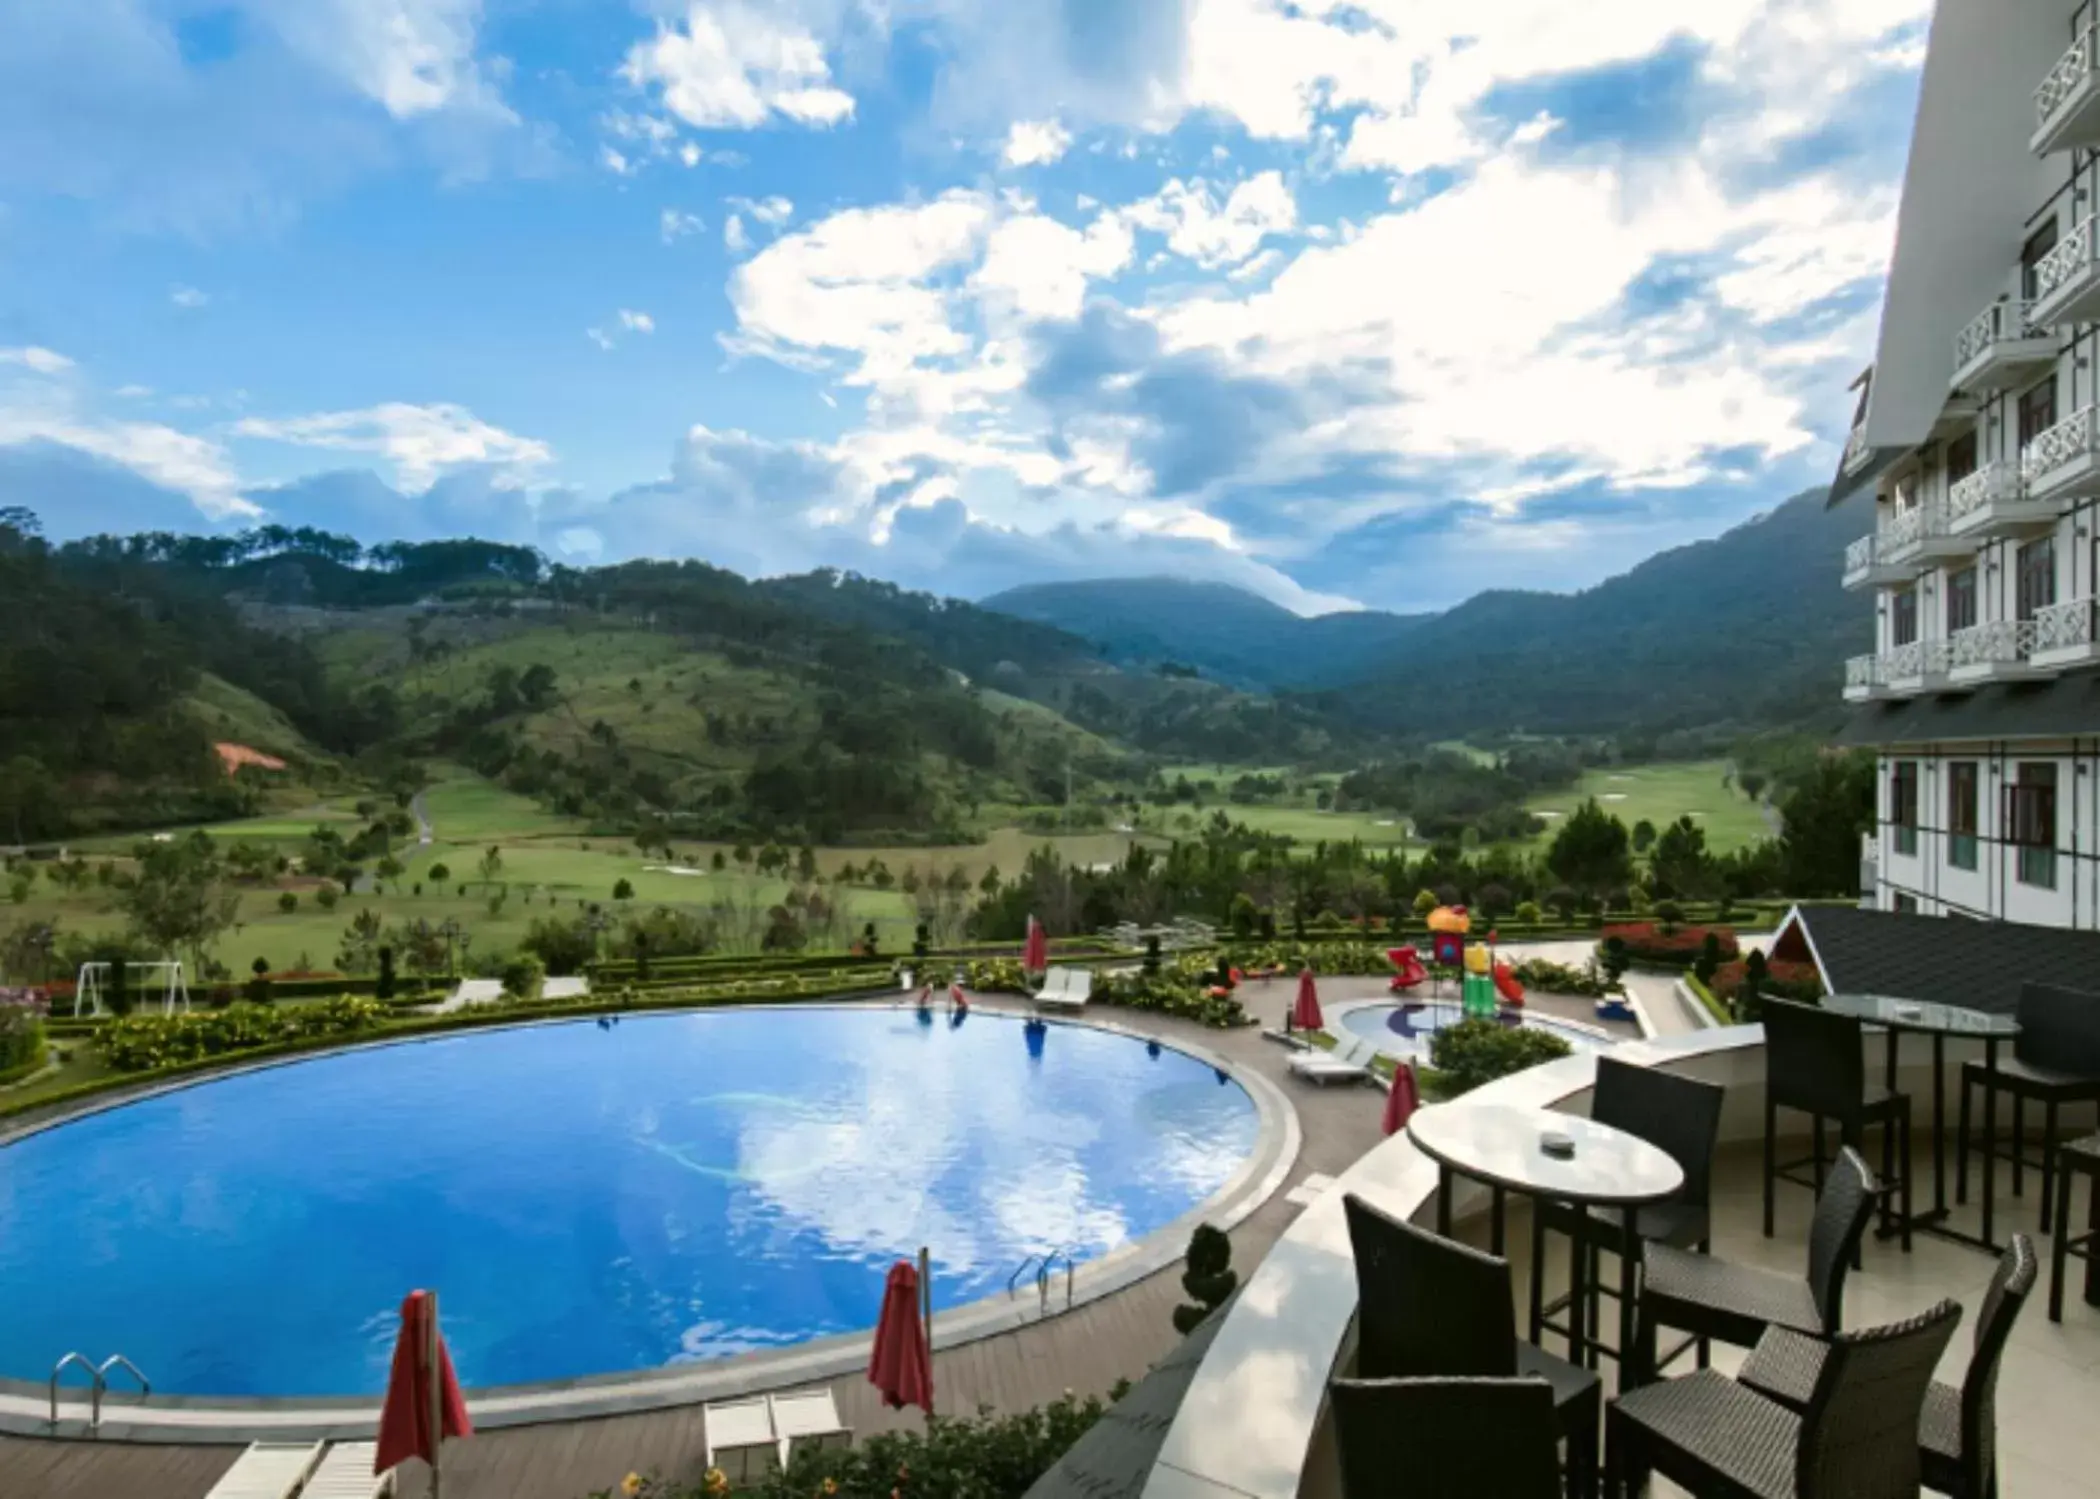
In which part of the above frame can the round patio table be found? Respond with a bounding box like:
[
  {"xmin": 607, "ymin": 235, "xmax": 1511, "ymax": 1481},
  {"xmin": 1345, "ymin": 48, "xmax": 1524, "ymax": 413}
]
[
  {"xmin": 1409, "ymin": 1101, "xmax": 1684, "ymax": 1370},
  {"xmin": 1822, "ymin": 993, "xmax": 2021, "ymax": 1252}
]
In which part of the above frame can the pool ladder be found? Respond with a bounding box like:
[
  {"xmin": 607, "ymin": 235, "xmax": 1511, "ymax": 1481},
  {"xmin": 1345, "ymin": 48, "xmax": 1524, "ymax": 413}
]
[
  {"xmin": 49, "ymin": 1352, "xmax": 150, "ymax": 1430},
  {"xmin": 1006, "ymin": 1248, "xmax": 1078, "ymax": 1314}
]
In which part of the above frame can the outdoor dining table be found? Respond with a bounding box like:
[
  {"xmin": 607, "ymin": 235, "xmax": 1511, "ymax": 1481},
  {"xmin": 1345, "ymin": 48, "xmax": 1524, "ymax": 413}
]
[
  {"xmin": 1408, "ymin": 1101, "xmax": 1684, "ymax": 1370},
  {"xmin": 1821, "ymin": 992, "xmax": 2022, "ymax": 1253}
]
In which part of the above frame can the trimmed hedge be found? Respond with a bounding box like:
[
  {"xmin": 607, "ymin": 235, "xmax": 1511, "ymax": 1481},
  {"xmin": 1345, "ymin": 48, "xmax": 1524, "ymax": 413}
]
[
  {"xmin": 1598, "ymin": 923, "xmax": 1740, "ymax": 970},
  {"xmin": 97, "ymin": 998, "xmax": 392, "ymax": 1071},
  {"xmin": 1429, "ymin": 1017, "xmax": 1574, "ymax": 1095}
]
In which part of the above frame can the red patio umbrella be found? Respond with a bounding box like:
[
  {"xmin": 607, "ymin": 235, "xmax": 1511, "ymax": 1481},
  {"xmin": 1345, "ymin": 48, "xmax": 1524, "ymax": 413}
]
[
  {"xmin": 1291, "ymin": 968, "xmax": 1323, "ymax": 1032},
  {"xmin": 375, "ymin": 1290, "xmax": 472, "ymax": 1495},
  {"xmin": 1382, "ymin": 1062, "xmax": 1421, "ymax": 1136},
  {"xmin": 868, "ymin": 1258, "xmax": 935, "ymax": 1414},
  {"xmin": 1023, "ymin": 915, "xmax": 1048, "ymax": 975}
]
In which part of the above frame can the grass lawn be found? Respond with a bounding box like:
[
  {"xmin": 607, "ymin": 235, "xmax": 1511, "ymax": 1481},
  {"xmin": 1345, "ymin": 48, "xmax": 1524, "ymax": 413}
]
[
  {"xmin": 1152, "ymin": 802, "xmax": 1416, "ymax": 848},
  {"xmin": 1523, "ymin": 759, "xmax": 1769, "ymax": 855}
]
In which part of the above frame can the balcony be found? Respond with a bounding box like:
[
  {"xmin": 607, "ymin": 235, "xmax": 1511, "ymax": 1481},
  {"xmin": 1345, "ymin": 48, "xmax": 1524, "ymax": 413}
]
[
  {"xmin": 2029, "ymin": 215, "xmax": 2100, "ymax": 326},
  {"xmin": 2034, "ymin": 24, "xmax": 2100, "ymax": 155},
  {"xmin": 2032, "ymin": 596, "xmax": 2100, "ymax": 670},
  {"xmin": 1877, "ymin": 496, "xmax": 1968, "ymax": 567},
  {"xmin": 1949, "ymin": 300, "xmax": 2055, "ymax": 393},
  {"xmin": 1946, "ymin": 458, "xmax": 2057, "ymax": 539},
  {"xmin": 1948, "ymin": 618, "xmax": 2048, "ymax": 686},
  {"xmin": 2018, "ymin": 404, "xmax": 2100, "ymax": 508},
  {"xmin": 1839, "ymin": 532, "xmax": 1908, "ymax": 590},
  {"xmin": 1882, "ymin": 636, "xmax": 1952, "ymax": 696},
  {"xmin": 1842, "ymin": 652, "xmax": 1884, "ymax": 704}
]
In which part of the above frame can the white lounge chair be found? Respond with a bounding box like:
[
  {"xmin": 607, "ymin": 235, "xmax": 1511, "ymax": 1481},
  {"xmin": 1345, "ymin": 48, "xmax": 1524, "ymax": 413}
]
[
  {"xmin": 202, "ymin": 1442, "xmax": 325, "ymax": 1499},
  {"xmin": 705, "ymin": 1395, "xmax": 782, "ymax": 1487},
  {"xmin": 1287, "ymin": 1037, "xmax": 1376, "ymax": 1086},
  {"xmin": 300, "ymin": 1442, "xmax": 396, "ymax": 1499},
  {"xmin": 1034, "ymin": 967, "xmax": 1092, "ymax": 1011},
  {"xmin": 769, "ymin": 1389, "xmax": 852, "ymax": 1468}
]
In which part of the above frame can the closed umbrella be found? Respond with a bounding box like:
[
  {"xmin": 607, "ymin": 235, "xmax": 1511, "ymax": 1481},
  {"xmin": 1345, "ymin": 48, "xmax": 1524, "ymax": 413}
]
[
  {"xmin": 868, "ymin": 1258, "xmax": 935, "ymax": 1414},
  {"xmin": 1382, "ymin": 1062, "xmax": 1421, "ymax": 1136},
  {"xmin": 375, "ymin": 1290, "xmax": 472, "ymax": 1496},
  {"xmin": 1291, "ymin": 968, "xmax": 1323, "ymax": 1032},
  {"xmin": 1023, "ymin": 916, "xmax": 1048, "ymax": 976}
]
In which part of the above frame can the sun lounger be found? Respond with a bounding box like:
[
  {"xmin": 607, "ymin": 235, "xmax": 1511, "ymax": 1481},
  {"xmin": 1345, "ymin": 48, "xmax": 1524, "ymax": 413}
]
[
  {"xmin": 1287, "ymin": 1038, "xmax": 1376, "ymax": 1086},
  {"xmin": 202, "ymin": 1442, "xmax": 325, "ymax": 1499},
  {"xmin": 1261, "ymin": 1027, "xmax": 1313, "ymax": 1050},
  {"xmin": 769, "ymin": 1389, "xmax": 852, "ymax": 1468},
  {"xmin": 1034, "ymin": 967, "xmax": 1092, "ymax": 1011},
  {"xmin": 299, "ymin": 1442, "xmax": 396, "ymax": 1499},
  {"xmin": 705, "ymin": 1395, "xmax": 782, "ymax": 1486}
]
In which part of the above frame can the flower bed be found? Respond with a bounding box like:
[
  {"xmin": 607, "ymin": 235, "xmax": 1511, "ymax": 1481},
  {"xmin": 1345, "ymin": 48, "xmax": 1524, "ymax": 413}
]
[
  {"xmin": 1708, "ymin": 958, "xmax": 1823, "ymax": 1009},
  {"xmin": 949, "ymin": 954, "xmax": 1247, "ymax": 1028},
  {"xmin": 96, "ymin": 998, "xmax": 391, "ymax": 1072},
  {"xmin": 1598, "ymin": 923, "xmax": 1739, "ymax": 969},
  {"xmin": 0, "ymin": 999, "xmax": 47, "ymax": 1086},
  {"xmin": 1507, "ymin": 958, "xmax": 1617, "ymax": 999}
]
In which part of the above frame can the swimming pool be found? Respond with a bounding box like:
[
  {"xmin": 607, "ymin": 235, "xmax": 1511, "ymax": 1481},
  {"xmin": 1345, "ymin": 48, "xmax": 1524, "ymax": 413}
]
[
  {"xmin": 1336, "ymin": 1001, "xmax": 1614, "ymax": 1064},
  {"xmin": 0, "ymin": 1007, "xmax": 1258, "ymax": 1397}
]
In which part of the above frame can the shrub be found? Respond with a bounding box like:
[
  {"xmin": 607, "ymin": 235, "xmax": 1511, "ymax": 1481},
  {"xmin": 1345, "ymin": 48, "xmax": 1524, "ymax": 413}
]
[
  {"xmin": 1653, "ymin": 898, "xmax": 1685, "ymax": 930},
  {"xmin": 1172, "ymin": 1223, "xmax": 1238, "ymax": 1334},
  {"xmin": 1514, "ymin": 900, "xmax": 1542, "ymax": 924},
  {"xmin": 1508, "ymin": 958, "xmax": 1615, "ymax": 999},
  {"xmin": 499, "ymin": 953, "xmax": 546, "ymax": 1002},
  {"xmin": 1544, "ymin": 886, "xmax": 1578, "ymax": 921},
  {"xmin": 1412, "ymin": 889, "xmax": 1439, "ymax": 916},
  {"xmin": 1596, "ymin": 936, "xmax": 1629, "ymax": 985},
  {"xmin": 376, "ymin": 945, "xmax": 397, "ymax": 1002},
  {"xmin": 0, "ymin": 999, "xmax": 46, "ymax": 1080},
  {"xmin": 1693, "ymin": 931, "xmax": 1723, "ymax": 986},
  {"xmin": 613, "ymin": 878, "xmax": 635, "ymax": 901},
  {"xmin": 1711, "ymin": 953, "xmax": 1821, "ymax": 1018},
  {"xmin": 1429, "ymin": 1018, "xmax": 1573, "ymax": 1095},
  {"xmin": 315, "ymin": 885, "xmax": 340, "ymax": 911},
  {"xmin": 1598, "ymin": 922, "xmax": 1738, "ymax": 968},
  {"xmin": 97, "ymin": 998, "xmax": 388, "ymax": 1071},
  {"xmin": 277, "ymin": 891, "xmax": 298, "ymax": 914}
]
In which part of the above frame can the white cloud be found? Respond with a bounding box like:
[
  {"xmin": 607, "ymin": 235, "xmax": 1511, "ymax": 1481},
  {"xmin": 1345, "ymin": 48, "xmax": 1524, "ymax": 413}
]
[
  {"xmin": 114, "ymin": 384, "xmax": 153, "ymax": 399},
  {"xmin": 724, "ymin": 213, "xmax": 750, "ymax": 254},
  {"xmin": 0, "ymin": 347, "xmax": 74, "ymax": 375},
  {"xmin": 1124, "ymin": 172, "xmax": 1297, "ymax": 268},
  {"xmin": 729, "ymin": 194, "xmax": 794, "ymax": 226},
  {"xmin": 232, "ymin": 401, "xmax": 551, "ymax": 490},
  {"xmin": 680, "ymin": 142, "xmax": 704, "ymax": 167},
  {"xmin": 600, "ymin": 144, "xmax": 636, "ymax": 176},
  {"xmin": 170, "ymin": 285, "xmax": 209, "ymax": 309},
  {"xmin": 619, "ymin": 309, "xmax": 656, "ymax": 334},
  {"xmin": 257, "ymin": 0, "xmax": 511, "ymax": 121},
  {"xmin": 1002, "ymin": 119, "xmax": 1072, "ymax": 167},
  {"xmin": 661, "ymin": 208, "xmax": 706, "ymax": 243},
  {"xmin": 621, "ymin": 3, "xmax": 855, "ymax": 131},
  {"xmin": 971, "ymin": 211, "xmax": 1133, "ymax": 322}
]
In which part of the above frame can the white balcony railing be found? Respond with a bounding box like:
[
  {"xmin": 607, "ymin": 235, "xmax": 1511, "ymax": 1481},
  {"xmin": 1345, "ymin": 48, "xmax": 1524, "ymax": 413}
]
[
  {"xmin": 1951, "ymin": 300, "xmax": 2046, "ymax": 371},
  {"xmin": 1841, "ymin": 423, "xmax": 1872, "ymax": 475},
  {"xmin": 1883, "ymin": 637, "xmax": 1950, "ymax": 682},
  {"xmin": 2034, "ymin": 596, "xmax": 2096, "ymax": 652},
  {"xmin": 2020, "ymin": 404, "xmax": 2100, "ymax": 485},
  {"xmin": 1880, "ymin": 504, "xmax": 1923, "ymax": 552},
  {"xmin": 1843, "ymin": 534, "xmax": 1877, "ymax": 577},
  {"xmin": 1946, "ymin": 460, "xmax": 2024, "ymax": 524},
  {"xmin": 1844, "ymin": 653, "xmax": 1881, "ymax": 692},
  {"xmin": 2037, "ymin": 25, "xmax": 2097, "ymax": 132},
  {"xmin": 2033, "ymin": 215, "xmax": 2098, "ymax": 305},
  {"xmin": 1951, "ymin": 618, "xmax": 2037, "ymax": 671}
]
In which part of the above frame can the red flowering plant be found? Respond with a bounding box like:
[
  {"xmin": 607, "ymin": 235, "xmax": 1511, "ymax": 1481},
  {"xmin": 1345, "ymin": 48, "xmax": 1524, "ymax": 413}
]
[
  {"xmin": 1709, "ymin": 958, "xmax": 1823, "ymax": 1006},
  {"xmin": 1599, "ymin": 923, "xmax": 1739, "ymax": 968}
]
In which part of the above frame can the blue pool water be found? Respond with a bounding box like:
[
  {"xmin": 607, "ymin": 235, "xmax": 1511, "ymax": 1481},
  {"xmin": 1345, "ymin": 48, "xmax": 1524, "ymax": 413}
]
[
  {"xmin": 1337, "ymin": 1001, "xmax": 1613, "ymax": 1064},
  {"xmin": 0, "ymin": 1008, "xmax": 1257, "ymax": 1397}
]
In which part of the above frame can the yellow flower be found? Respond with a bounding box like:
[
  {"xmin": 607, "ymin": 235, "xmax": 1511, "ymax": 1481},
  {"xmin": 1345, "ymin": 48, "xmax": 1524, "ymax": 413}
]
[
  {"xmin": 622, "ymin": 1474, "xmax": 644, "ymax": 1497},
  {"xmin": 704, "ymin": 1469, "xmax": 730, "ymax": 1497}
]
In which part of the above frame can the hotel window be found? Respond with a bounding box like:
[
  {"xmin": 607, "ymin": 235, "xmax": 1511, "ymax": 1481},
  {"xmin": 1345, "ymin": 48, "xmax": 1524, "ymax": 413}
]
[
  {"xmin": 1892, "ymin": 470, "xmax": 1919, "ymax": 513},
  {"xmin": 2019, "ymin": 376, "xmax": 2058, "ymax": 448},
  {"xmin": 1946, "ymin": 430, "xmax": 1978, "ymax": 484},
  {"xmin": 2016, "ymin": 536, "xmax": 2057, "ymax": 620},
  {"xmin": 1946, "ymin": 567, "xmax": 1977, "ymax": 634},
  {"xmin": 1891, "ymin": 760, "xmax": 1919, "ymax": 857},
  {"xmin": 1948, "ymin": 761, "xmax": 1979, "ymax": 870},
  {"xmin": 2008, "ymin": 763, "xmax": 2058, "ymax": 890},
  {"xmin": 2022, "ymin": 220, "xmax": 2060, "ymax": 301},
  {"xmin": 1891, "ymin": 588, "xmax": 1919, "ymax": 647}
]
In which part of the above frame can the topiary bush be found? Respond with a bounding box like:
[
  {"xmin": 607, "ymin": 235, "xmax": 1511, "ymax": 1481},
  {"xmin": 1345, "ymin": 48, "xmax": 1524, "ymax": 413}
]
[
  {"xmin": 1429, "ymin": 1018, "xmax": 1573, "ymax": 1095},
  {"xmin": 1172, "ymin": 1223, "xmax": 1238, "ymax": 1334}
]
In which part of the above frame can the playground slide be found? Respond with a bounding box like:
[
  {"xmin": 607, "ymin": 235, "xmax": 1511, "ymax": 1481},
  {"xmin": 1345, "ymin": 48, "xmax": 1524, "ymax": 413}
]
[
  {"xmin": 1385, "ymin": 946, "xmax": 1428, "ymax": 991},
  {"xmin": 1491, "ymin": 962, "xmax": 1525, "ymax": 1006}
]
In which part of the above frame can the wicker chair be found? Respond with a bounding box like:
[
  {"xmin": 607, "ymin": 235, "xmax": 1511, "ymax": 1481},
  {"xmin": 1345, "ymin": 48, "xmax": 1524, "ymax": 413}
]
[
  {"xmin": 1632, "ymin": 1146, "xmax": 1879, "ymax": 1388},
  {"xmin": 1344, "ymin": 1193, "xmax": 1599, "ymax": 1498},
  {"xmin": 1330, "ymin": 1376, "xmax": 1562, "ymax": 1499},
  {"xmin": 1957, "ymin": 983, "xmax": 2100, "ymax": 1234},
  {"xmin": 1762, "ymin": 999, "xmax": 1912, "ymax": 1254},
  {"xmin": 1605, "ymin": 1298, "xmax": 1964, "ymax": 1499},
  {"xmin": 1531, "ymin": 1056, "xmax": 1725, "ymax": 1366},
  {"xmin": 1739, "ymin": 1235, "xmax": 2035, "ymax": 1499},
  {"xmin": 2050, "ymin": 1132, "xmax": 2100, "ymax": 1324}
]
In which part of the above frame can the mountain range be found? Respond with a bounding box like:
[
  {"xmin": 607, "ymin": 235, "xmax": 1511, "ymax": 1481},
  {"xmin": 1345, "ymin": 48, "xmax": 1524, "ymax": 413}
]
[{"xmin": 980, "ymin": 486, "xmax": 1865, "ymax": 738}]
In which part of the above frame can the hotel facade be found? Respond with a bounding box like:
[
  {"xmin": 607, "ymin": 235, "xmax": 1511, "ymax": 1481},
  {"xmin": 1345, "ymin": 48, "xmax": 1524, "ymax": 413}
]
[{"xmin": 1836, "ymin": 0, "xmax": 2100, "ymax": 929}]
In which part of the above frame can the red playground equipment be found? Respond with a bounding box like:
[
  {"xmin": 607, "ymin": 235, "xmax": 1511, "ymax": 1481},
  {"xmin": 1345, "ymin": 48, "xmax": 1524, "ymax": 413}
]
[
  {"xmin": 1385, "ymin": 945, "xmax": 1429, "ymax": 992},
  {"xmin": 1491, "ymin": 961, "xmax": 1525, "ymax": 1007}
]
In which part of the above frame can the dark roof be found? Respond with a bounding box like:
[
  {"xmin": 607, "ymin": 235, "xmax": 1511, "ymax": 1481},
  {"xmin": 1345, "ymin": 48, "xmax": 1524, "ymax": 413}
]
[
  {"xmin": 1775, "ymin": 904, "xmax": 2100, "ymax": 1015},
  {"xmin": 1022, "ymin": 1296, "xmax": 1232, "ymax": 1499},
  {"xmin": 1825, "ymin": 445, "xmax": 1901, "ymax": 508},
  {"xmin": 1836, "ymin": 672, "xmax": 2100, "ymax": 747}
]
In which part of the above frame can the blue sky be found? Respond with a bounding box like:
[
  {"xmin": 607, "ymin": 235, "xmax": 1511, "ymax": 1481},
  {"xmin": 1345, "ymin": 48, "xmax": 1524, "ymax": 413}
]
[{"xmin": 0, "ymin": 1, "xmax": 1930, "ymax": 613}]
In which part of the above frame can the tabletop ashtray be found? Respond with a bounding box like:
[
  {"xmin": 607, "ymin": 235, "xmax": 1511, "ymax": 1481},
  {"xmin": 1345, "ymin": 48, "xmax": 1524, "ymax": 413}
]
[{"xmin": 1540, "ymin": 1131, "xmax": 1576, "ymax": 1159}]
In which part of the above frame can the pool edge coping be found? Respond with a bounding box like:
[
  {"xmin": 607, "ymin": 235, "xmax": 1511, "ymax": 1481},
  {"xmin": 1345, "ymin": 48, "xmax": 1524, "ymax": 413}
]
[{"xmin": 0, "ymin": 995, "xmax": 1300, "ymax": 1444}]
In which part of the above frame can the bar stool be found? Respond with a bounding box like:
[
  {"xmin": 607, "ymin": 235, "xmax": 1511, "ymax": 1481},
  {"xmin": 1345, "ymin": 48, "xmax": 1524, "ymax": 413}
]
[
  {"xmin": 1763, "ymin": 999, "xmax": 1913, "ymax": 1254},
  {"xmin": 1958, "ymin": 983, "xmax": 2100, "ymax": 1234},
  {"xmin": 2049, "ymin": 1133, "xmax": 2100, "ymax": 1324}
]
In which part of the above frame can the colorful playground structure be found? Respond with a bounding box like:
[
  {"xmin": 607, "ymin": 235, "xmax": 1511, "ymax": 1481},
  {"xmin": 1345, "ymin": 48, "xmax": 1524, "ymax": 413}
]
[{"xmin": 1387, "ymin": 904, "xmax": 1524, "ymax": 1015}]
